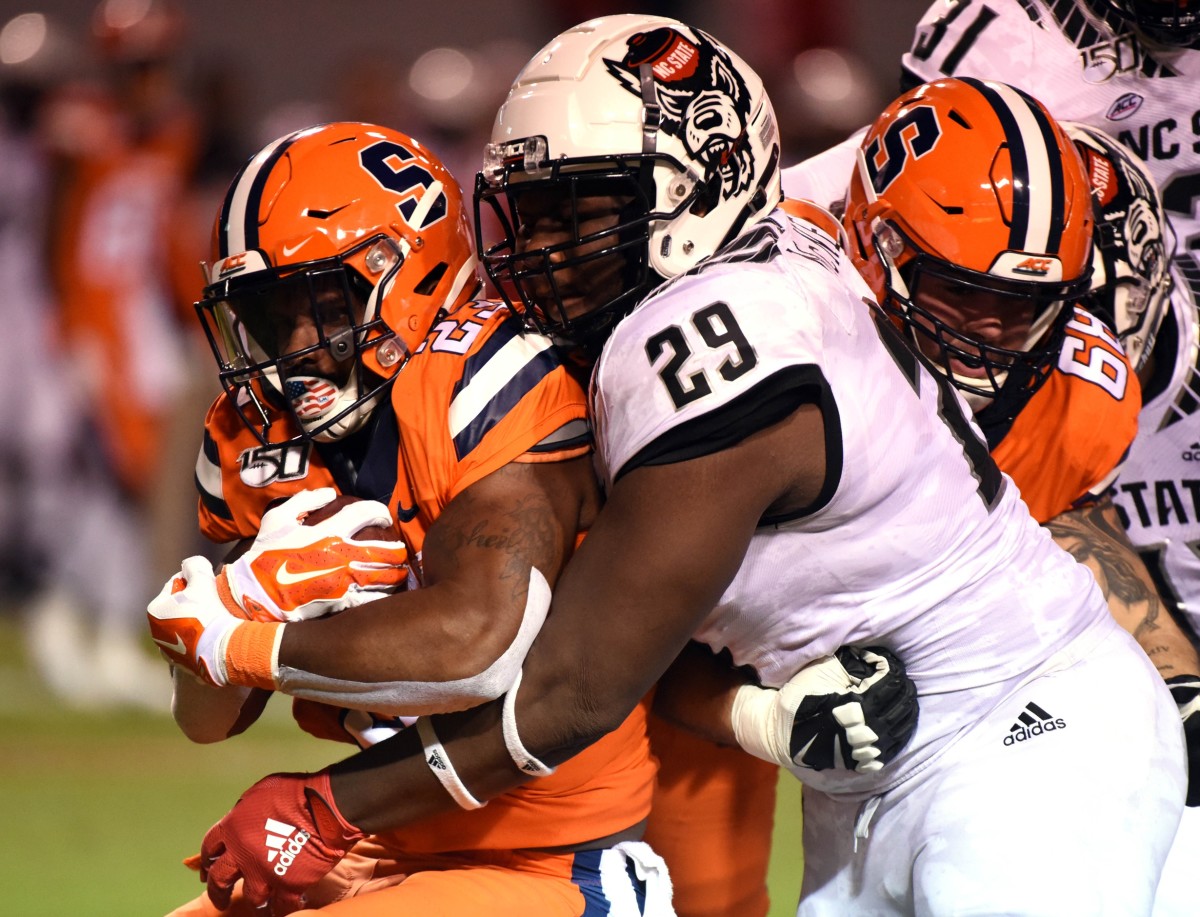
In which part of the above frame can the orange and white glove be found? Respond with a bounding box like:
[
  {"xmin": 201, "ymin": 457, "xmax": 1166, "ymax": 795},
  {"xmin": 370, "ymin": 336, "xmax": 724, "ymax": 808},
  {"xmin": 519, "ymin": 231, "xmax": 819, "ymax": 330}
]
[
  {"xmin": 218, "ymin": 488, "xmax": 410, "ymax": 624},
  {"xmin": 148, "ymin": 555, "xmax": 252, "ymax": 685}
]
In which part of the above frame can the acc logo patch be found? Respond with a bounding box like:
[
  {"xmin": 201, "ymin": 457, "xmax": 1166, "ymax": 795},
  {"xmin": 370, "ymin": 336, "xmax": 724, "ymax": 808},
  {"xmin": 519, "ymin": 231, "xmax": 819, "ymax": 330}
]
[
  {"xmin": 239, "ymin": 443, "xmax": 312, "ymax": 488},
  {"xmin": 1012, "ymin": 257, "xmax": 1053, "ymax": 276},
  {"xmin": 1106, "ymin": 92, "xmax": 1143, "ymax": 121}
]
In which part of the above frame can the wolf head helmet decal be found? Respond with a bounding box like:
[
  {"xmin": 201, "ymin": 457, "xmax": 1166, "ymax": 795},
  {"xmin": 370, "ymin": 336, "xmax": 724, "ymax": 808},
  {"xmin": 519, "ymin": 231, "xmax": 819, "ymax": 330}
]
[{"xmin": 604, "ymin": 26, "xmax": 756, "ymax": 203}]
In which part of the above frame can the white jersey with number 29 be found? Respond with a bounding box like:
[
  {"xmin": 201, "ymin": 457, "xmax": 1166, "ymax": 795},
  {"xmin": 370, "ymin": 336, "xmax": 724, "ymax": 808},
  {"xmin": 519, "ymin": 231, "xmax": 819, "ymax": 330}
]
[{"xmin": 593, "ymin": 209, "xmax": 1137, "ymax": 798}]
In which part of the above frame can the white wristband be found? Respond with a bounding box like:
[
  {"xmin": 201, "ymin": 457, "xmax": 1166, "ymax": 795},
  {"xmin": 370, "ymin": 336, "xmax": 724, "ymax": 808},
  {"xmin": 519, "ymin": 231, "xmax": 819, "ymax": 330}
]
[
  {"xmin": 730, "ymin": 682, "xmax": 790, "ymax": 767},
  {"xmin": 501, "ymin": 670, "xmax": 556, "ymax": 778},
  {"xmin": 416, "ymin": 717, "xmax": 486, "ymax": 810}
]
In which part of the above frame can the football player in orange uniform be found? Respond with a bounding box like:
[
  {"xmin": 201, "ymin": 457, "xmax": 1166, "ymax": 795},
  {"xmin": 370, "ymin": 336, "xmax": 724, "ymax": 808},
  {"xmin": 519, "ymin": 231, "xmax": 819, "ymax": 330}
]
[
  {"xmin": 19, "ymin": 0, "xmax": 198, "ymax": 711},
  {"xmin": 837, "ymin": 83, "xmax": 1200, "ymax": 687},
  {"xmin": 158, "ymin": 121, "xmax": 667, "ymax": 915}
]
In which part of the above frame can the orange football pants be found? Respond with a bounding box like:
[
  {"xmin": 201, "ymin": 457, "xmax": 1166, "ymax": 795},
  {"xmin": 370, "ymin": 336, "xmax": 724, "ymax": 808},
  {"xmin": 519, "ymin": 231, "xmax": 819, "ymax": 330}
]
[
  {"xmin": 643, "ymin": 714, "xmax": 778, "ymax": 917},
  {"xmin": 168, "ymin": 842, "xmax": 599, "ymax": 916}
]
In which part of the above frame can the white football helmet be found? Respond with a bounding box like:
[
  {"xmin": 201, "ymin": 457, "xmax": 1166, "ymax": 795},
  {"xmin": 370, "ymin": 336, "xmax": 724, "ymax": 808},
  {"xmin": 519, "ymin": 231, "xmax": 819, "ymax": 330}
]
[
  {"xmin": 475, "ymin": 14, "xmax": 781, "ymax": 345},
  {"xmin": 1067, "ymin": 122, "xmax": 1172, "ymax": 373}
]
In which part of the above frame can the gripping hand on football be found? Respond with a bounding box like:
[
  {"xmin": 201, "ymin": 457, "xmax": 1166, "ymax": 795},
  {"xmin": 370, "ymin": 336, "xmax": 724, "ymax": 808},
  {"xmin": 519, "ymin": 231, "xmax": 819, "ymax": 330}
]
[
  {"xmin": 1167, "ymin": 674, "xmax": 1200, "ymax": 806},
  {"xmin": 148, "ymin": 555, "xmax": 247, "ymax": 685},
  {"xmin": 218, "ymin": 487, "xmax": 409, "ymax": 623},
  {"xmin": 194, "ymin": 770, "xmax": 364, "ymax": 915},
  {"xmin": 731, "ymin": 646, "xmax": 919, "ymax": 775}
]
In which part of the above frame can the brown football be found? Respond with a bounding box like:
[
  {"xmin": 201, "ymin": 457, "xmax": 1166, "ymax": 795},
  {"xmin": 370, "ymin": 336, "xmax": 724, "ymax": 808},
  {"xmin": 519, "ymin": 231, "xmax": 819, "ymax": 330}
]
[{"xmin": 301, "ymin": 494, "xmax": 402, "ymax": 541}]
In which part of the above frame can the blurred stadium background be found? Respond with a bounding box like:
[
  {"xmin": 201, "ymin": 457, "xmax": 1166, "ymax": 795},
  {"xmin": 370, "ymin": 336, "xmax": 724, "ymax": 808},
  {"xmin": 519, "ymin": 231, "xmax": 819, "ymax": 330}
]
[{"xmin": 0, "ymin": 0, "xmax": 925, "ymax": 912}]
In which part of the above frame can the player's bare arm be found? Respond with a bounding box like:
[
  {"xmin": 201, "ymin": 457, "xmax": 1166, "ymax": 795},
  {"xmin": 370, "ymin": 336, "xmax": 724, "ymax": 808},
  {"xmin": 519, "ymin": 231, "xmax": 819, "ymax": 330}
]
[
  {"xmin": 319, "ymin": 404, "xmax": 832, "ymax": 832},
  {"xmin": 1045, "ymin": 496, "xmax": 1200, "ymax": 678},
  {"xmin": 276, "ymin": 455, "xmax": 599, "ymax": 694},
  {"xmin": 170, "ymin": 667, "xmax": 270, "ymax": 743},
  {"xmin": 651, "ymin": 641, "xmax": 748, "ymax": 746}
]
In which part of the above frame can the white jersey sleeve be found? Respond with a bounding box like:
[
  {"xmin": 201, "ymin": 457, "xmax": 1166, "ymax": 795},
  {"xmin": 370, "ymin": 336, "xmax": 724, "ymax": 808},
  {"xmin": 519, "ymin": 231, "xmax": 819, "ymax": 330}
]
[
  {"xmin": 781, "ymin": 128, "xmax": 866, "ymax": 214},
  {"xmin": 592, "ymin": 214, "xmax": 863, "ymax": 492}
]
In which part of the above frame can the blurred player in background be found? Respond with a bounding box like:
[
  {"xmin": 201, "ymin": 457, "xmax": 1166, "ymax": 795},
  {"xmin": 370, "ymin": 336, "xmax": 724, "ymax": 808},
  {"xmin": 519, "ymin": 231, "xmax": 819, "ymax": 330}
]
[
  {"xmin": 0, "ymin": 12, "xmax": 95, "ymax": 686},
  {"xmin": 160, "ymin": 120, "xmax": 673, "ymax": 915},
  {"xmin": 18, "ymin": 0, "xmax": 206, "ymax": 709}
]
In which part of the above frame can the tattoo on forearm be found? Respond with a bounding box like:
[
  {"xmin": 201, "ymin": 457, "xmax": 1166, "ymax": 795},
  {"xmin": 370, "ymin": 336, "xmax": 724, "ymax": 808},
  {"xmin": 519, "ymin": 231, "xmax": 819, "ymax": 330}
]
[
  {"xmin": 431, "ymin": 486, "xmax": 564, "ymax": 600},
  {"xmin": 1046, "ymin": 502, "xmax": 1161, "ymax": 639}
]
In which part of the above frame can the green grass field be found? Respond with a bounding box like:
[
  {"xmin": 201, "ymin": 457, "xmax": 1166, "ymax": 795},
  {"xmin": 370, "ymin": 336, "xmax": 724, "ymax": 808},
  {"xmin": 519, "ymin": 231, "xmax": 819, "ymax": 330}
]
[{"xmin": 0, "ymin": 614, "xmax": 804, "ymax": 916}]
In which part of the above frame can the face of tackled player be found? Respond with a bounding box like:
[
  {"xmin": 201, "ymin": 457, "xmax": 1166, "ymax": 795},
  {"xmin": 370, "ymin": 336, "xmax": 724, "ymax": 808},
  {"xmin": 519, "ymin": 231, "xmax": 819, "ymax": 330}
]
[{"xmin": 221, "ymin": 263, "xmax": 372, "ymax": 422}]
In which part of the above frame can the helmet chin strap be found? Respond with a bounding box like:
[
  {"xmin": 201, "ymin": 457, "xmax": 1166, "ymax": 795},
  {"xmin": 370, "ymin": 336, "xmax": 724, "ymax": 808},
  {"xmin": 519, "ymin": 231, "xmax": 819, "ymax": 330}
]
[{"xmin": 638, "ymin": 63, "xmax": 661, "ymax": 158}]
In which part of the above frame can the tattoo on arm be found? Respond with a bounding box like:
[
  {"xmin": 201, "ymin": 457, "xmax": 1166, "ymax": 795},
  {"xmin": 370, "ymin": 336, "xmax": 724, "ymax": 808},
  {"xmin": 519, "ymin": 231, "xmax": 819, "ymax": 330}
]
[
  {"xmin": 1046, "ymin": 499, "xmax": 1184, "ymax": 676},
  {"xmin": 423, "ymin": 470, "xmax": 568, "ymax": 603}
]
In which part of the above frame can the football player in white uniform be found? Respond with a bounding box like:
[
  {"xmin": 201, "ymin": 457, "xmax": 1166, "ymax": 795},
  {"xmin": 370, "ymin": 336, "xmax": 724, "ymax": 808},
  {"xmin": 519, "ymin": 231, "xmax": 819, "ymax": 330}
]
[
  {"xmin": 894, "ymin": 6, "xmax": 1200, "ymax": 910},
  {"xmin": 157, "ymin": 15, "xmax": 1187, "ymax": 915}
]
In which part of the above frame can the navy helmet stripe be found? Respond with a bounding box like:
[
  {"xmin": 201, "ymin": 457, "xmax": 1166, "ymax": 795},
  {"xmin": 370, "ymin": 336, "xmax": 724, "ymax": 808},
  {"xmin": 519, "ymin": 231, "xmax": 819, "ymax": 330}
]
[
  {"xmin": 1014, "ymin": 84, "xmax": 1067, "ymax": 254},
  {"xmin": 959, "ymin": 77, "xmax": 1065, "ymax": 255},
  {"xmin": 960, "ymin": 78, "xmax": 1030, "ymax": 251},
  {"xmin": 218, "ymin": 129, "xmax": 305, "ymax": 258}
]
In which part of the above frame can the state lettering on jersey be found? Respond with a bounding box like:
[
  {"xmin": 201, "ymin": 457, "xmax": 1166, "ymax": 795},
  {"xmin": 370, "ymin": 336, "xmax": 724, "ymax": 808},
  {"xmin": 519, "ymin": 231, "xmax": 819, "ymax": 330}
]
[
  {"xmin": 1111, "ymin": 477, "xmax": 1200, "ymax": 530},
  {"xmin": 238, "ymin": 442, "xmax": 312, "ymax": 488}
]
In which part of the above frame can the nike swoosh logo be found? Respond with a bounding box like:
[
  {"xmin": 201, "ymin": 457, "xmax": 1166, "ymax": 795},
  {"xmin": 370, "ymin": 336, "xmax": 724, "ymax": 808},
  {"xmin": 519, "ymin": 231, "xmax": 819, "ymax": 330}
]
[
  {"xmin": 277, "ymin": 561, "xmax": 343, "ymax": 585},
  {"xmin": 153, "ymin": 633, "xmax": 187, "ymax": 655},
  {"xmin": 281, "ymin": 240, "xmax": 308, "ymax": 258}
]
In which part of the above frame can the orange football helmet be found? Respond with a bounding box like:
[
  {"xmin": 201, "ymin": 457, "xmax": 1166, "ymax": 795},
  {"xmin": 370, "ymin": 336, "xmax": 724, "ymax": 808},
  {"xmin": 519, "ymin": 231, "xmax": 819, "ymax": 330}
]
[
  {"xmin": 843, "ymin": 77, "xmax": 1094, "ymax": 419},
  {"xmin": 196, "ymin": 121, "xmax": 479, "ymax": 445}
]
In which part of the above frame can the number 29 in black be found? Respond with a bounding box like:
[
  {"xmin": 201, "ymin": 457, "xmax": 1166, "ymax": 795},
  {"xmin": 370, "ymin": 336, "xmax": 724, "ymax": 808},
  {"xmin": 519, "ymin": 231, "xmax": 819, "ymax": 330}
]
[{"xmin": 645, "ymin": 302, "xmax": 758, "ymax": 409}]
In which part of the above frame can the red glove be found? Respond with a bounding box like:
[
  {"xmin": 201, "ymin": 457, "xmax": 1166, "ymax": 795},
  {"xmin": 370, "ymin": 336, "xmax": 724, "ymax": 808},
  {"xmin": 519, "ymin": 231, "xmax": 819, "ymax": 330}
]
[{"xmin": 197, "ymin": 770, "xmax": 365, "ymax": 915}]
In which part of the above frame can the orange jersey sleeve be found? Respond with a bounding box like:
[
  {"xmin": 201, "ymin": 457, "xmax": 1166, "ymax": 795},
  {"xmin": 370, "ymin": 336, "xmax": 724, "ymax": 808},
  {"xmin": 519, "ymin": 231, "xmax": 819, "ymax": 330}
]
[
  {"xmin": 388, "ymin": 301, "xmax": 592, "ymax": 557},
  {"xmin": 195, "ymin": 393, "xmax": 337, "ymax": 543},
  {"xmin": 989, "ymin": 308, "xmax": 1141, "ymax": 524}
]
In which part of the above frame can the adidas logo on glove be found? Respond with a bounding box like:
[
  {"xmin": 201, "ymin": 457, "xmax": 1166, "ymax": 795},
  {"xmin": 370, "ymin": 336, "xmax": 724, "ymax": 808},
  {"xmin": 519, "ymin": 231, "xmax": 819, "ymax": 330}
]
[
  {"xmin": 1003, "ymin": 701, "xmax": 1066, "ymax": 746},
  {"xmin": 265, "ymin": 817, "xmax": 311, "ymax": 876}
]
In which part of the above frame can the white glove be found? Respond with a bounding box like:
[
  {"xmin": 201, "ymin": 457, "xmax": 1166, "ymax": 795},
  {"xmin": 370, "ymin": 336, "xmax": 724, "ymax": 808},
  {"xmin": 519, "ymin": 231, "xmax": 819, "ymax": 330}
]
[
  {"xmin": 148, "ymin": 555, "xmax": 245, "ymax": 686},
  {"xmin": 731, "ymin": 646, "xmax": 919, "ymax": 775},
  {"xmin": 218, "ymin": 488, "xmax": 410, "ymax": 622}
]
